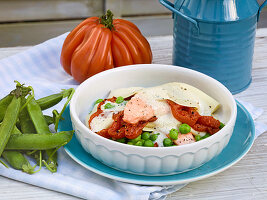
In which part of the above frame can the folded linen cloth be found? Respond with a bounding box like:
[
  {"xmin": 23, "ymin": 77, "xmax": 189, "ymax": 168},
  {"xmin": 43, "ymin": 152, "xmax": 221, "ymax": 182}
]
[{"xmin": 0, "ymin": 34, "xmax": 266, "ymax": 200}]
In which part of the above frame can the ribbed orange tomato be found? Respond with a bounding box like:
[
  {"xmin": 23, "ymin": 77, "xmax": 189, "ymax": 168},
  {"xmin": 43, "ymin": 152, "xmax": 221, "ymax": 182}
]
[{"xmin": 60, "ymin": 10, "xmax": 152, "ymax": 83}]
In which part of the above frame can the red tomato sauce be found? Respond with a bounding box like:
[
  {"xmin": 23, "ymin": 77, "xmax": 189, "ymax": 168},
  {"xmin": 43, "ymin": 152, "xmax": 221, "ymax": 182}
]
[
  {"xmin": 94, "ymin": 111, "xmax": 157, "ymax": 139},
  {"xmin": 88, "ymin": 96, "xmax": 157, "ymax": 139},
  {"xmin": 166, "ymin": 99, "xmax": 221, "ymax": 135}
]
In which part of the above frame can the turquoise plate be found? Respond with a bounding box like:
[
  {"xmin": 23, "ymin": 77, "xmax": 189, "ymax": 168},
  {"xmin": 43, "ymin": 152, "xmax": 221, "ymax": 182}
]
[{"xmin": 59, "ymin": 101, "xmax": 255, "ymax": 185}]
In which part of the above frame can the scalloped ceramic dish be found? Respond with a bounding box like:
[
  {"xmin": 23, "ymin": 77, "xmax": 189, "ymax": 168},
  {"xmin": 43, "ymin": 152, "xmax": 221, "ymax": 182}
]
[{"xmin": 69, "ymin": 64, "xmax": 237, "ymax": 176}]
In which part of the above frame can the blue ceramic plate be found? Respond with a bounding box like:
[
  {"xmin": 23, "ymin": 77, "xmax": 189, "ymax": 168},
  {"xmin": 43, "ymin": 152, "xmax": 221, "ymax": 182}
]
[{"xmin": 59, "ymin": 101, "xmax": 255, "ymax": 185}]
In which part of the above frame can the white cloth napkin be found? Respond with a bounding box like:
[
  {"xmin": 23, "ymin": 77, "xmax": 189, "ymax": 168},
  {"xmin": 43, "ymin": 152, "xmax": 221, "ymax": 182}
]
[{"xmin": 0, "ymin": 33, "xmax": 266, "ymax": 200}]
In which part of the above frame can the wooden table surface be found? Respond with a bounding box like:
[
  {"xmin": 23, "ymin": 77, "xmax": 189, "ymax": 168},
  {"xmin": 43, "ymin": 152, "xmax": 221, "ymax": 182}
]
[{"xmin": 0, "ymin": 29, "xmax": 267, "ymax": 200}]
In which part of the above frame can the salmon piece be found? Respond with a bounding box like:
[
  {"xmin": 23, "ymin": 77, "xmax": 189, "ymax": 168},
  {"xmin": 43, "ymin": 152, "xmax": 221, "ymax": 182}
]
[
  {"xmin": 174, "ymin": 133, "xmax": 196, "ymax": 146},
  {"xmin": 123, "ymin": 97, "xmax": 154, "ymax": 124}
]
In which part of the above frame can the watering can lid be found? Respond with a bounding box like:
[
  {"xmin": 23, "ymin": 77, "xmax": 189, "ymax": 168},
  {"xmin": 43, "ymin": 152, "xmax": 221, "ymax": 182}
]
[{"xmin": 176, "ymin": 0, "xmax": 260, "ymax": 22}]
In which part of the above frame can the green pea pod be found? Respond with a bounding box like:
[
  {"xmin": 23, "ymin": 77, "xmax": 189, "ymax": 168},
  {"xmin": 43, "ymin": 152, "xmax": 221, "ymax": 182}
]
[
  {"xmin": 1, "ymin": 115, "xmax": 35, "ymax": 173},
  {"xmin": 2, "ymin": 151, "xmax": 35, "ymax": 174},
  {"xmin": 27, "ymin": 98, "xmax": 57, "ymax": 172},
  {"xmin": 36, "ymin": 88, "xmax": 73, "ymax": 110},
  {"xmin": 13, "ymin": 126, "xmax": 22, "ymax": 135},
  {"xmin": 46, "ymin": 89, "xmax": 74, "ymax": 170},
  {"xmin": 19, "ymin": 97, "xmax": 36, "ymax": 134},
  {"xmin": 54, "ymin": 88, "xmax": 75, "ymax": 131},
  {"xmin": 53, "ymin": 110, "xmax": 60, "ymax": 131},
  {"xmin": 0, "ymin": 123, "xmax": 21, "ymax": 135},
  {"xmin": 27, "ymin": 98, "xmax": 50, "ymax": 133},
  {"xmin": 0, "ymin": 83, "xmax": 29, "ymax": 121},
  {"xmin": 0, "ymin": 96, "xmax": 21, "ymax": 156},
  {"xmin": 18, "ymin": 97, "xmax": 41, "ymax": 170},
  {"xmin": 27, "ymin": 97, "xmax": 58, "ymax": 172},
  {"xmin": 44, "ymin": 115, "xmax": 54, "ymax": 126},
  {"xmin": 5, "ymin": 131, "xmax": 74, "ymax": 150},
  {"xmin": 0, "ymin": 87, "xmax": 24, "ymax": 168},
  {"xmin": 0, "ymin": 94, "xmax": 13, "ymax": 122}
]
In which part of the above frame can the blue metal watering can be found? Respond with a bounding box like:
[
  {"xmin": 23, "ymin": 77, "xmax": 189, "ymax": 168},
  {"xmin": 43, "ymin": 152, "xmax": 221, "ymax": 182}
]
[{"xmin": 159, "ymin": 0, "xmax": 267, "ymax": 94}]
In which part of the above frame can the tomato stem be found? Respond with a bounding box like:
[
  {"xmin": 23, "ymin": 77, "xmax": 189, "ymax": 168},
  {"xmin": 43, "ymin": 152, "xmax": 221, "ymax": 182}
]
[{"xmin": 99, "ymin": 10, "xmax": 114, "ymax": 30}]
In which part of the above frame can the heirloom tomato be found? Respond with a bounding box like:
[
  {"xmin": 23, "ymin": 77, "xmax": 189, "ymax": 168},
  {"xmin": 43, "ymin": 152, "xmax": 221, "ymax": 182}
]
[{"xmin": 60, "ymin": 10, "xmax": 152, "ymax": 83}]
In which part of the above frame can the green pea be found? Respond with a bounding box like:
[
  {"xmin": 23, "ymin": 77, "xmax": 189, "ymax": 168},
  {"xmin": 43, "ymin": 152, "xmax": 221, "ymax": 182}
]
[
  {"xmin": 116, "ymin": 96, "xmax": 124, "ymax": 104},
  {"xmin": 141, "ymin": 132, "xmax": 150, "ymax": 140},
  {"xmin": 169, "ymin": 128, "xmax": 178, "ymax": 140},
  {"xmin": 127, "ymin": 142, "xmax": 134, "ymax": 145},
  {"xmin": 195, "ymin": 134, "xmax": 201, "ymax": 141},
  {"xmin": 135, "ymin": 141, "xmax": 143, "ymax": 146},
  {"xmin": 139, "ymin": 139, "xmax": 145, "ymax": 145},
  {"xmin": 179, "ymin": 124, "xmax": 191, "ymax": 134},
  {"xmin": 163, "ymin": 138, "xmax": 173, "ymax": 147},
  {"xmin": 144, "ymin": 140, "xmax": 154, "ymax": 147},
  {"xmin": 95, "ymin": 99, "xmax": 103, "ymax": 104},
  {"xmin": 116, "ymin": 138, "xmax": 126, "ymax": 143},
  {"xmin": 150, "ymin": 134, "xmax": 158, "ymax": 141},
  {"xmin": 104, "ymin": 103, "xmax": 115, "ymax": 109},
  {"xmin": 219, "ymin": 122, "xmax": 225, "ymax": 129},
  {"xmin": 129, "ymin": 135, "xmax": 141, "ymax": 143}
]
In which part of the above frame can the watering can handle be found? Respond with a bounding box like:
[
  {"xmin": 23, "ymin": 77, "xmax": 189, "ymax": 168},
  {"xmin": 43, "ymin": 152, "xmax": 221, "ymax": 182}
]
[
  {"xmin": 258, "ymin": 0, "xmax": 267, "ymax": 21},
  {"xmin": 159, "ymin": 0, "xmax": 199, "ymax": 34}
]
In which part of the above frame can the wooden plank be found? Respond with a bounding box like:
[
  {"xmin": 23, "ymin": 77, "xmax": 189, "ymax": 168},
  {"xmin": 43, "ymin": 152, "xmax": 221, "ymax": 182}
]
[
  {"xmin": 258, "ymin": 7, "xmax": 267, "ymax": 28},
  {"xmin": 106, "ymin": 0, "xmax": 265, "ymax": 17},
  {"xmin": 0, "ymin": 0, "xmax": 264, "ymax": 22},
  {"xmin": 1, "ymin": 6, "xmax": 267, "ymax": 47},
  {"xmin": 0, "ymin": 0, "xmax": 103, "ymax": 22},
  {"xmin": 105, "ymin": 0, "xmax": 171, "ymax": 17},
  {"xmin": 105, "ymin": 0, "xmax": 122, "ymax": 17},
  {"xmin": 0, "ymin": 20, "xmax": 82, "ymax": 47},
  {"xmin": 125, "ymin": 15, "xmax": 173, "ymax": 36},
  {"xmin": 120, "ymin": 0, "xmax": 171, "ymax": 16},
  {"xmin": 0, "ymin": 16, "xmax": 173, "ymax": 47},
  {"xmin": 0, "ymin": 176, "xmax": 78, "ymax": 200}
]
